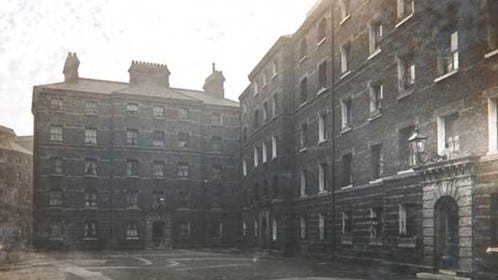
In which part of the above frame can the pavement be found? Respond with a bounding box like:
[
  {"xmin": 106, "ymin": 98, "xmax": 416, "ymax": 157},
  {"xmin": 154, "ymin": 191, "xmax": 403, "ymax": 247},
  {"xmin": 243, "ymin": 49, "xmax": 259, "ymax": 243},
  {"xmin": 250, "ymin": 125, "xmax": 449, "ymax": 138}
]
[{"xmin": 0, "ymin": 249, "xmax": 416, "ymax": 280}]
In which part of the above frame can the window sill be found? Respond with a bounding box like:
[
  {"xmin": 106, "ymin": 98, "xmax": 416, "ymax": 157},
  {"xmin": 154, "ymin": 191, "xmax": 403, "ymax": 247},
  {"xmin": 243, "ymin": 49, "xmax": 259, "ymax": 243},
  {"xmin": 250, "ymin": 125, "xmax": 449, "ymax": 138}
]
[
  {"xmin": 49, "ymin": 237, "xmax": 63, "ymax": 241},
  {"xmin": 434, "ymin": 69, "xmax": 459, "ymax": 83},
  {"xmin": 272, "ymin": 73, "xmax": 278, "ymax": 80},
  {"xmin": 299, "ymin": 55, "xmax": 308, "ymax": 65},
  {"xmin": 272, "ymin": 156, "xmax": 277, "ymax": 161},
  {"xmin": 339, "ymin": 14, "xmax": 351, "ymax": 25},
  {"xmin": 395, "ymin": 13, "xmax": 413, "ymax": 29},
  {"xmin": 126, "ymin": 237, "xmax": 140, "ymax": 240},
  {"xmin": 341, "ymin": 238, "xmax": 353, "ymax": 245},
  {"xmin": 318, "ymin": 139, "xmax": 327, "ymax": 145},
  {"xmin": 368, "ymin": 112, "xmax": 383, "ymax": 122},
  {"xmin": 85, "ymin": 113, "xmax": 99, "ymax": 117},
  {"xmin": 317, "ymin": 87, "xmax": 328, "ymax": 96},
  {"xmin": 341, "ymin": 127, "xmax": 352, "ymax": 134},
  {"xmin": 484, "ymin": 49, "xmax": 498, "ymax": 59},
  {"xmin": 318, "ymin": 190, "xmax": 329, "ymax": 196},
  {"xmin": 397, "ymin": 89, "xmax": 414, "ymax": 101},
  {"xmin": 369, "ymin": 240, "xmax": 383, "ymax": 246},
  {"xmin": 83, "ymin": 175, "xmax": 98, "ymax": 178},
  {"xmin": 397, "ymin": 237, "xmax": 417, "ymax": 248},
  {"xmin": 152, "ymin": 177, "xmax": 165, "ymax": 180},
  {"xmin": 368, "ymin": 178, "xmax": 383, "ymax": 185},
  {"xmin": 297, "ymin": 101, "xmax": 308, "ymax": 110},
  {"xmin": 367, "ymin": 49, "xmax": 382, "ymax": 61},
  {"xmin": 341, "ymin": 184, "xmax": 353, "ymax": 190},
  {"xmin": 49, "ymin": 173, "xmax": 64, "ymax": 177},
  {"xmin": 317, "ymin": 37, "xmax": 327, "ymax": 47},
  {"xmin": 84, "ymin": 143, "xmax": 98, "ymax": 146},
  {"xmin": 397, "ymin": 169, "xmax": 415, "ymax": 175},
  {"xmin": 83, "ymin": 238, "xmax": 98, "ymax": 241},
  {"xmin": 299, "ymin": 194, "xmax": 308, "ymax": 199},
  {"xmin": 126, "ymin": 175, "xmax": 140, "ymax": 179},
  {"xmin": 299, "ymin": 147, "xmax": 307, "ymax": 153},
  {"xmin": 339, "ymin": 70, "xmax": 351, "ymax": 80}
]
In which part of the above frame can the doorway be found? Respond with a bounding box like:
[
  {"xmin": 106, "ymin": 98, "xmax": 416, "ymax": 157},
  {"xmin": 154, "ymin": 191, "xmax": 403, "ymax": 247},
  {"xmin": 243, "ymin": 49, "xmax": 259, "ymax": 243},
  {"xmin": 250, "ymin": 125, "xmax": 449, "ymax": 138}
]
[
  {"xmin": 434, "ymin": 196, "xmax": 459, "ymax": 271},
  {"xmin": 152, "ymin": 221, "xmax": 165, "ymax": 247}
]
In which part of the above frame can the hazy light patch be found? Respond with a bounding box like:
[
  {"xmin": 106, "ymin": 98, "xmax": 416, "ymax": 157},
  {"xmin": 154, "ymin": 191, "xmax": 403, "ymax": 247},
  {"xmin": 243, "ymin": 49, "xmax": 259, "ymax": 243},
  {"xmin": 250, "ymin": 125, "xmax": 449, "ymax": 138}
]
[{"xmin": 0, "ymin": 0, "xmax": 317, "ymax": 135}]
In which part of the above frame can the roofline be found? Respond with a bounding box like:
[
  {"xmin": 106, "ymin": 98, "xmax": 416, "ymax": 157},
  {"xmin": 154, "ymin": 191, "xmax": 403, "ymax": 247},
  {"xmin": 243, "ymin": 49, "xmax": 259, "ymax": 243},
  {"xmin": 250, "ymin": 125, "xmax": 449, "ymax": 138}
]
[
  {"xmin": 248, "ymin": 35, "xmax": 292, "ymax": 80},
  {"xmin": 292, "ymin": 0, "xmax": 331, "ymax": 39}
]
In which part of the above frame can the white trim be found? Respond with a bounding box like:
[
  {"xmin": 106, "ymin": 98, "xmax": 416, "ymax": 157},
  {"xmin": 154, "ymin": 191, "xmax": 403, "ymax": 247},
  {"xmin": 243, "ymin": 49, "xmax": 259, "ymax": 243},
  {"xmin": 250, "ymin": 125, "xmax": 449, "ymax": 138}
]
[
  {"xmin": 317, "ymin": 37, "xmax": 327, "ymax": 47},
  {"xmin": 317, "ymin": 87, "xmax": 328, "ymax": 96},
  {"xmin": 437, "ymin": 117, "xmax": 445, "ymax": 155},
  {"xmin": 339, "ymin": 14, "xmax": 351, "ymax": 25},
  {"xmin": 367, "ymin": 49, "xmax": 382, "ymax": 61},
  {"xmin": 484, "ymin": 49, "xmax": 498, "ymax": 59},
  {"xmin": 434, "ymin": 69, "xmax": 458, "ymax": 83},
  {"xmin": 488, "ymin": 98, "xmax": 498, "ymax": 152},
  {"xmin": 395, "ymin": 13, "xmax": 413, "ymax": 28},
  {"xmin": 339, "ymin": 70, "xmax": 351, "ymax": 80},
  {"xmin": 341, "ymin": 184, "xmax": 353, "ymax": 190}
]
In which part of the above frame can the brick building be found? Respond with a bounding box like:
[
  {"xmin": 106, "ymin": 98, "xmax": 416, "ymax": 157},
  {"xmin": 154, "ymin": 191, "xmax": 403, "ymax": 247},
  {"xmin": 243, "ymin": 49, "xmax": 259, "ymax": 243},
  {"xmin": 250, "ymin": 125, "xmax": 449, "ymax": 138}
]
[
  {"xmin": 240, "ymin": 0, "xmax": 498, "ymax": 278},
  {"xmin": 0, "ymin": 126, "xmax": 33, "ymax": 253},
  {"xmin": 32, "ymin": 54, "xmax": 240, "ymax": 250}
]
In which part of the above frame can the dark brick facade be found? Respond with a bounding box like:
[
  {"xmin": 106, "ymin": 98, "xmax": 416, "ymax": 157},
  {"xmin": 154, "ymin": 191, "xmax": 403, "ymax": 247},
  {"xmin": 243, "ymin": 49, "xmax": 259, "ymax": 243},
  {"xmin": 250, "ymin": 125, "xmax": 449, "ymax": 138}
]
[
  {"xmin": 32, "ymin": 57, "xmax": 240, "ymax": 250},
  {"xmin": 240, "ymin": 0, "xmax": 498, "ymax": 278}
]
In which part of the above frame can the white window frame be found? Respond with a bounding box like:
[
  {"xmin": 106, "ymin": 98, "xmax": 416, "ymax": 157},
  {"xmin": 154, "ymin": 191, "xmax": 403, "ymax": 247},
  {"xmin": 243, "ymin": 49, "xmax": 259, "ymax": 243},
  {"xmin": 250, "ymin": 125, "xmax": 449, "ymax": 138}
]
[
  {"xmin": 319, "ymin": 213, "xmax": 325, "ymax": 240},
  {"xmin": 271, "ymin": 136, "xmax": 277, "ymax": 159},
  {"xmin": 242, "ymin": 221, "xmax": 247, "ymax": 237},
  {"xmin": 489, "ymin": 98, "xmax": 498, "ymax": 153},
  {"xmin": 262, "ymin": 142, "xmax": 268, "ymax": 163},
  {"xmin": 339, "ymin": 0, "xmax": 350, "ymax": 22},
  {"xmin": 399, "ymin": 204, "xmax": 407, "ymax": 236},
  {"xmin": 300, "ymin": 170, "xmax": 307, "ymax": 197},
  {"xmin": 340, "ymin": 42, "xmax": 350, "ymax": 74},
  {"xmin": 272, "ymin": 218, "xmax": 278, "ymax": 241},
  {"xmin": 254, "ymin": 220, "xmax": 259, "ymax": 238},
  {"xmin": 369, "ymin": 21, "xmax": 383, "ymax": 55},
  {"xmin": 318, "ymin": 163, "xmax": 326, "ymax": 193},
  {"xmin": 153, "ymin": 105, "xmax": 164, "ymax": 118},
  {"xmin": 126, "ymin": 103, "xmax": 138, "ymax": 115},
  {"xmin": 253, "ymin": 82, "xmax": 259, "ymax": 96},
  {"xmin": 253, "ymin": 147, "xmax": 259, "ymax": 167},
  {"xmin": 50, "ymin": 126, "xmax": 63, "ymax": 142},
  {"xmin": 300, "ymin": 216, "xmax": 306, "ymax": 239},
  {"xmin": 341, "ymin": 99, "xmax": 352, "ymax": 130},
  {"xmin": 437, "ymin": 114, "xmax": 460, "ymax": 155},
  {"xmin": 153, "ymin": 162, "xmax": 164, "ymax": 178},
  {"xmin": 85, "ymin": 101, "xmax": 98, "ymax": 115},
  {"xmin": 84, "ymin": 128, "xmax": 97, "ymax": 144},
  {"xmin": 397, "ymin": 0, "xmax": 414, "ymax": 21},
  {"xmin": 242, "ymin": 160, "xmax": 247, "ymax": 176},
  {"xmin": 318, "ymin": 112, "xmax": 327, "ymax": 142},
  {"xmin": 271, "ymin": 60, "xmax": 278, "ymax": 78},
  {"xmin": 369, "ymin": 83, "xmax": 383, "ymax": 115},
  {"xmin": 397, "ymin": 55, "xmax": 416, "ymax": 92},
  {"xmin": 272, "ymin": 92, "xmax": 278, "ymax": 116}
]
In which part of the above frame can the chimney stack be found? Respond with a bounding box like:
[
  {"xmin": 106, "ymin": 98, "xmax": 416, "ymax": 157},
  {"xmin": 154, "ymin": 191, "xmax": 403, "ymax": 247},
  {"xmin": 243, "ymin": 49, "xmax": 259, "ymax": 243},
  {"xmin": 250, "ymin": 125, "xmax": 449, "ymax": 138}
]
[
  {"xmin": 203, "ymin": 63, "xmax": 225, "ymax": 99},
  {"xmin": 63, "ymin": 52, "xmax": 80, "ymax": 83}
]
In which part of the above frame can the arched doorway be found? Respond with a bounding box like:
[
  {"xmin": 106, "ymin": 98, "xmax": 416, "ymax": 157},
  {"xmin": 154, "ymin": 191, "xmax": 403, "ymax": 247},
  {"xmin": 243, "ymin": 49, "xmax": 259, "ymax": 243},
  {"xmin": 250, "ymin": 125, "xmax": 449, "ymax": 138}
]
[
  {"xmin": 152, "ymin": 221, "xmax": 165, "ymax": 247},
  {"xmin": 434, "ymin": 196, "xmax": 459, "ymax": 271}
]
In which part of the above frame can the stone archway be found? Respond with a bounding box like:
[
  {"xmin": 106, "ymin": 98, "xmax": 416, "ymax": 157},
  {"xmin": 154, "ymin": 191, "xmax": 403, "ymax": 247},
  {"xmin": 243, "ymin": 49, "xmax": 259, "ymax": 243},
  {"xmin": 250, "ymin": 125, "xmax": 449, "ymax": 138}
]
[
  {"xmin": 434, "ymin": 196, "xmax": 459, "ymax": 271},
  {"xmin": 145, "ymin": 213, "xmax": 171, "ymax": 249}
]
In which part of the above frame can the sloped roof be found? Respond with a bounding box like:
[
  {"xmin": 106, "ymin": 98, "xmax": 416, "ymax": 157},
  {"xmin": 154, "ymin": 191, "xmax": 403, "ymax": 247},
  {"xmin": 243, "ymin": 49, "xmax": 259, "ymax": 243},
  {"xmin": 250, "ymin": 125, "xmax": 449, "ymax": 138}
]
[{"xmin": 36, "ymin": 78, "xmax": 128, "ymax": 94}]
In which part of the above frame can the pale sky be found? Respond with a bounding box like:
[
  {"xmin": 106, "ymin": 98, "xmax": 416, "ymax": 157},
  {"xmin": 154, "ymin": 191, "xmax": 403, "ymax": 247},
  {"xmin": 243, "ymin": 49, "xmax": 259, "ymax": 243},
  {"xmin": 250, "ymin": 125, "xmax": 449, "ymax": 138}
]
[{"xmin": 0, "ymin": 0, "xmax": 318, "ymax": 135}]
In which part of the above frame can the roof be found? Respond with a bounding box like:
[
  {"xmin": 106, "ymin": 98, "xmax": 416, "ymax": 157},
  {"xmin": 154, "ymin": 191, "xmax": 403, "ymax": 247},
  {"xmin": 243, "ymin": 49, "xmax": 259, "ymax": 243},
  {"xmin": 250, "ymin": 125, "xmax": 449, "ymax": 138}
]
[
  {"xmin": 248, "ymin": 36, "xmax": 292, "ymax": 80},
  {"xmin": 36, "ymin": 78, "xmax": 238, "ymax": 108},
  {"xmin": 15, "ymin": 136, "xmax": 33, "ymax": 153}
]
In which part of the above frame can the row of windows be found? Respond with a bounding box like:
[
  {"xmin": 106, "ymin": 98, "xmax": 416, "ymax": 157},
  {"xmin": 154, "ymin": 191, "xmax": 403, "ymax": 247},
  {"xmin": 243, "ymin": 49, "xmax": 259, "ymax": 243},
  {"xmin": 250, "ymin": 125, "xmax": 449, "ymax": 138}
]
[
  {"xmin": 242, "ymin": 176, "xmax": 279, "ymax": 205},
  {"xmin": 248, "ymin": 92, "xmax": 279, "ymax": 131},
  {"xmin": 252, "ymin": 60, "xmax": 278, "ymax": 96},
  {"xmin": 242, "ymin": 136, "xmax": 278, "ymax": 176},
  {"xmin": 49, "ymin": 126, "xmax": 224, "ymax": 151},
  {"xmin": 47, "ymin": 189, "xmax": 191, "ymax": 209},
  {"xmin": 299, "ymin": 163, "xmax": 328, "ymax": 197},
  {"xmin": 0, "ymin": 152, "xmax": 30, "ymax": 165}
]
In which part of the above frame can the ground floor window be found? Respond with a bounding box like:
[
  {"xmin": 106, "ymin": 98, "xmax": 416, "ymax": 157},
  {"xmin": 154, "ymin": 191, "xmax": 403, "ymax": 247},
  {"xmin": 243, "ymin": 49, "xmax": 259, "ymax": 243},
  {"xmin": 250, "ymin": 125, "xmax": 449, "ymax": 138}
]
[
  {"xmin": 49, "ymin": 220, "xmax": 62, "ymax": 239},
  {"xmin": 272, "ymin": 218, "xmax": 278, "ymax": 241},
  {"xmin": 84, "ymin": 221, "xmax": 97, "ymax": 239},
  {"xmin": 399, "ymin": 204, "xmax": 416, "ymax": 237},
  {"xmin": 126, "ymin": 222, "xmax": 139, "ymax": 239},
  {"xmin": 491, "ymin": 194, "xmax": 498, "ymax": 246},
  {"xmin": 178, "ymin": 222, "xmax": 190, "ymax": 239}
]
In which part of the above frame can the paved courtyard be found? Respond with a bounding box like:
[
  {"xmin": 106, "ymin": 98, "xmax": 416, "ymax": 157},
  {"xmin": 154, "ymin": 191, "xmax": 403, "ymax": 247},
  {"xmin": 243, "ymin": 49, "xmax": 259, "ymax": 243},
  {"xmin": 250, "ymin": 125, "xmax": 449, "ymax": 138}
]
[{"xmin": 0, "ymin": 249, "xmax": 416, "ymax": 280}]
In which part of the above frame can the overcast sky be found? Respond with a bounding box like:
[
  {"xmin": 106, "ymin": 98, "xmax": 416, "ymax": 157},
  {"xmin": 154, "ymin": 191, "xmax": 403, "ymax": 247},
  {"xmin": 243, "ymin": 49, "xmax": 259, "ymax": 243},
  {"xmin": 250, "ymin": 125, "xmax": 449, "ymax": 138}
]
[{"xmin": 0, "ymin": 0, "xmax": 317, "ymax": 135}]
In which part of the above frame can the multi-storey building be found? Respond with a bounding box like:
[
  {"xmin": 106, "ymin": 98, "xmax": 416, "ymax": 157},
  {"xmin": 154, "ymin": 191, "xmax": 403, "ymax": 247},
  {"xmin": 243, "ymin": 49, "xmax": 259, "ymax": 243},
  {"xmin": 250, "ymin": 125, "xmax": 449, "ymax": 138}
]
[
  {"xmin": 32, "ymin": 54, "xmax": 240, "ymax": 250},
  {"xmin": 240, "ymin": 0, "xmax": 498, "ymax": 278},
  {"xmin": 0, "ymin": 126, "xmax": 33, "ymax": 252}
]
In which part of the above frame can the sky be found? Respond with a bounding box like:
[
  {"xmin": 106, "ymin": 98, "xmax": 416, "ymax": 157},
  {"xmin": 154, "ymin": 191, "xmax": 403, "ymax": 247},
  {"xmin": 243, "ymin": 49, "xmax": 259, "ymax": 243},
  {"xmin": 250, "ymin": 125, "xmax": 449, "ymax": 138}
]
[{"xmin": 0, "ymin": 0, "xmax": 318, "ymax": 135}]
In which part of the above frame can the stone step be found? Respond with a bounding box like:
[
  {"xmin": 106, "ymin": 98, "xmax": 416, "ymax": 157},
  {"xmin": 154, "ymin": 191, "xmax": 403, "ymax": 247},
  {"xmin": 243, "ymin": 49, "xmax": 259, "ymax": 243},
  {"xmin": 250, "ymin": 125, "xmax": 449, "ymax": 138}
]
[{"xmin": 416, "ymin": 272, "xmax": 471, "ymax": 280}]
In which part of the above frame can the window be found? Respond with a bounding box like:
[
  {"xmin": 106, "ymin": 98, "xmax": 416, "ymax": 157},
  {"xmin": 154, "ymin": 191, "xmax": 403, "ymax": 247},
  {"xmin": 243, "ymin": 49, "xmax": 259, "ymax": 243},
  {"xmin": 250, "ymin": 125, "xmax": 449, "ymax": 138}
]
[
  {"xmin": 398, "ymin": 54, "xmax": 415, "ymax": 91},
  {"xmin": 319, "ymin": 113, "xmax": 327, "ymax": 142},
  {"xmin": 126, "ymin": 191, "xmax": 138, "ymax": 208},
  {"xmin": 53, "ymin": 157, "xmax": 63, "ymax": 174},
  {"xmin": 397, "ymin": 0, "xmax": 414, "ymax": 20},
  {"xmin": 16, "ymin": 171, "xmax": 21, "ymax": 181},
  {"xmin": 177, "ymin": 162, "xmax": 189, "ymax": 177},
  {"xmin": 488, "ymin": 98, "xmax": 498, "ymax": 152},
  {"xmin": 371, "ymin": 144, "xmax": 383, "ymax": 180},
  {"xmin": 343, "ymin": 211, "xmax": 353, "ymax": 235},
  {"xmin": 85, "ymin": 101, "xmax": 98, "ymax": 115},
  {"xmin": 49, "ymin": 189, "xmax": 63, "ymax": 207},
  {"xmin": 84, "ymin": 190, "xmax": 97, "ymax": 208},
  {"xmin": 212, "ymin": 136, "xmax": 222, "ymax": 152},
  {"xmin": 272, "ymin": 60, "xmax": 278, "ymax": 77},
  {"xmin": 369, "ymin": 83, "xmax": 383, "ymax": 115},
  {"xmin": 242, "ymin": 160, "xmax": 247, "ymax": 177},
  {"xmin": 126, "ymin": 160, "xmax": 139, "ymax": 177},
  {"xmin": 339, "ymin": 0, "xmax": 350, "ymax": 21},
  {"xmin": 318, "ymin": 18, "xmax": 327, "ymax": 43},
  {"xmin": 153, "ymin": 131, "xmax": 165, "ymax": 147},
  {"xmin": 242, "ymin": 103, "xmax": 247, "ymax": 116},
  {"xmin": 253, "ymin": 82, "xmax": 259, "ymax": 95},
  {"xmin": 126, "ymin": 103, "xmax": 138, "ymax": 115},
  {"xmin": 300, "ymin": 77, "xmax": 308, "ymax": 104},
  {"xmin": 211, "ymin": 112, "xmax": 222, "ymax": 125},
  {"xmin": 438, "ymin": 113, "xmax": 459, "ymax": 154},
  {"xmin": 152, "ymin": 191, "xmax": 166, "ymax": 209},
  {"xmin": 84, "ymin": 159, "xmax": 97, "ymax": 176},
  {"xmin": 212, "ymin": 221, "xmax": 223, "ymax": 239},
  {"xmin": 178, "ymin": 192, "xmax": 190, "ymax": 208},
  {"xmin": 263, "ymin": 101, "xmax": 269, "ymax": 121},
  {"xmin": 272, "ymin": 92, "xmax": 278, "ymax": 116},
  {"xmin": 51, "ymin": 99, "xmax": 63, "ymax": 111},
  {"xmin": 342, "ymin": 153, "xmax": 353, "ymax": 187},
  {"xmin": 84, "ymin": 128, "xmax": 97, "ymax": 144},
  {"xmin": 254, "ymin": 220, "xmax": 259, "ymax": 238},
  {"xmin": 437, "ymin": 28, "xmax": 459, "ymax": 76},
  {"xmin": 370, "ymin": 207, "xmax": 384, "ymax": 238},
  {"xmin": 300, "ymin": 122, "xmax": 308, "ymax": 148},
  {"xmin": 369, "ymin": 21, "xmax": 383, "ymax": 54},
  {"xmin": 340, "ymin": 42, "xmax": 351, "ymax": 74},
  {"xmin": 212, "ymin": 165, "xmax": 222, "ymax": 180},
  {"xmin": 262, "ymin": 72, "xmax": 268, "ymax": 87},
  {"xmin": 319, "ymin": 163, "xmax": 327, "ymax": 193},
  {"xmin": 254, "ymin": 109, "xmax": 260, "ymax": 128},
  {"xmin": 242, "ymin": 221, "xmax": 247, "ymax": 237},
  {"xmin": 253, "ymin": 147, "xmax": 259, "ymax": 167},
  {"xmin": 486, "ymin": 1, "xmax": 498, "ymax": 52},
  {"xmin": 153, "ymin": 105, "xmax": 164, "ymax": 118},
  {"xmin": 49, "ymin": 220, "xmax": 63, "ymax": 239},
  {"xmin": 153, "ymin": 161, "xmax": 164, "ymax": 178},
  {"xmin": 319, "ymin": 213, "xmax": 326, "ymax": 240},
  {"xmin": 272, "ymin": 218, "xmax": 278, "ymax": 241},
  {"xmin": 341, "ymin": 99, "xmax": 352, "ymax": 130},
  {"xmin": 84, "ymin": 222, "xmax": 97, "ymax": 239},
  {"xmin": 178, "ymin": 108, "xmax": 190, "ymax": 120},
  {"xmin": 491, "ymin": 194, "xmax": 498, "ymax": 245},
  {"xmin": 50, "ymin": 126, "xmax": 63, "ymax": 142},
  {"xmin": 126, "ymin": 222, "xmax": 139, "ymax": 239},
  {"xmin": 300, "ymin": 216, "xmax": 307, "ymax": 239},
  {"xmin": 300, "ymin": 170, "xmax": 307, "ymax": 197},
  {"xmin": 318, "ymin": 61, "xmax": 327, "ymax": 89},
  {"xmin": 271, "ymin": 136, "xmax": 277, "ymax": 159},
  {"xmin": 262, "ymin": 142, "xmax": 268, "ymax": 163},
  {"xmin": 272, "ymin": 175, "xmax": 279, "ymax": 199},
  {"xmin": 126, "ymin": 129, "xmax": 139, "ymax": 146},
  {"xmin": 399, "ymin": 125, "xmax": 416, "ymax": 167},
  {"xmin": 179, "ymin": 222, "xmax": 191, "ymax": 239},
  {"xmin": 299, "ymin": 38, "xmax": 308, "ymax": 59},
  {"xmin": 178, "ymin": 132, "xmax": 189, "ymax": 149},
  {"xmin": 399, "ymin": 204, "xmax": 416, "ymax": 237}
]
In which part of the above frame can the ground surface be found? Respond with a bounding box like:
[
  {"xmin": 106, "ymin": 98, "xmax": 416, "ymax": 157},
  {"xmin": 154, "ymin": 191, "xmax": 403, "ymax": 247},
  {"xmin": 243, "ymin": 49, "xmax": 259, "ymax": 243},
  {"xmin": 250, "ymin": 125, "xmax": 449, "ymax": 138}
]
[{"xmin": 0, "ymin": 249, "xmax": 416, "ymax": 280}]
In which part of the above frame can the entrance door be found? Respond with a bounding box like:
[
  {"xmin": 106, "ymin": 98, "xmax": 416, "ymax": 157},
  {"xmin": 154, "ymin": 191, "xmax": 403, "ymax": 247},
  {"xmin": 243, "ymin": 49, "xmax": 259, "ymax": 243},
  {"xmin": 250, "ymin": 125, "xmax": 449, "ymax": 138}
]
[
  {"xmin": 435, "ymin": 196, "xmax": 459, "ymax": 271},
  {"xmin": 152, "ymin": 221, "xmax": 165, "ymax": 247}
]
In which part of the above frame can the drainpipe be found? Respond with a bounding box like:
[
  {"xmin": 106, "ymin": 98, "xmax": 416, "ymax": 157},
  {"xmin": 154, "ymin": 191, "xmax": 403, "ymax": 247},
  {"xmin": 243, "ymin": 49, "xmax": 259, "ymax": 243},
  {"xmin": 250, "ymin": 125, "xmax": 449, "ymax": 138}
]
[{"xmin": 329, "ymin": 0, "xmax": 337, "ymax": 262}]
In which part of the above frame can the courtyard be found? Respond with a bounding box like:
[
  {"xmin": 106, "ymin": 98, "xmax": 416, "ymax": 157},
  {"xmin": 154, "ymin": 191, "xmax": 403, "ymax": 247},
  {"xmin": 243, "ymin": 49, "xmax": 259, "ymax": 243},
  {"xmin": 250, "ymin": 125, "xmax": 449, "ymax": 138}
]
[{"xmin": 0, "ymin": 249, "xmax": 416, "ymax": 280}]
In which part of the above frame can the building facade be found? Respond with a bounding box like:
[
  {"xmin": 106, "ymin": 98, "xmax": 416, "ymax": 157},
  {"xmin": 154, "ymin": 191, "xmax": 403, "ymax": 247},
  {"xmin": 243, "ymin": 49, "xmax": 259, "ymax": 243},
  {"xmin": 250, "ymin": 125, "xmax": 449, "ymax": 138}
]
[
  {"xmin": 32, "ymin": 54, "xmax": 240, "ymax": 250},
  {"xmin": 0, "ymin": 126, "xmax": 33, "ymax": 253},
  {"xmin": 240, "ymin": 0, "xmax": 498, "ymax": 278}
]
